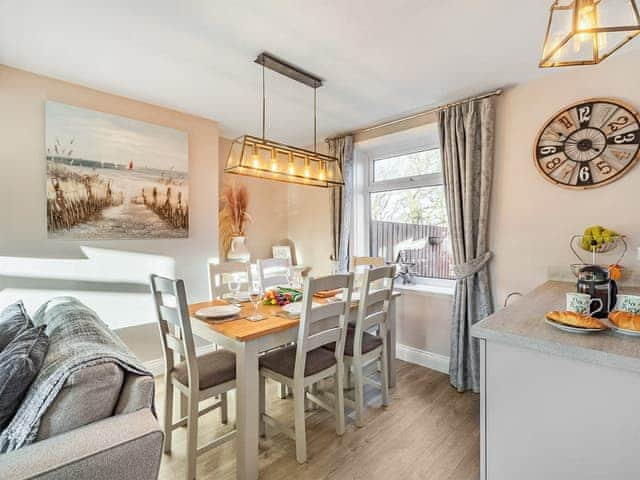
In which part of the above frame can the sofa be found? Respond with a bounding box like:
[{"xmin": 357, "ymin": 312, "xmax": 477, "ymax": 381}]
[{"xmin": 0, "ymin": 299, "xmax": 163, "ymax": 480}]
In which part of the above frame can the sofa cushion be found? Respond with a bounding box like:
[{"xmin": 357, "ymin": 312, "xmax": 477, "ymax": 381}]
[
  {"xmin": 37, "ymin": 362, "xmax": 125, "ymax": 441},
  {"xmin": 0, "ymin": 325, "xmax": 49, "ymax": 430},
  {"xmin": 0, "ymin": 301, "xmax": 33, "ymax": 352}
]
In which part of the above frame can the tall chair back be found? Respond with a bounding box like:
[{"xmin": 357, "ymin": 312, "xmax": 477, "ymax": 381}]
[
  {"xmin": 350, "ymin": 256, "xmax": 385, "ymax": 272},
  {"xmin": 295, "ymin": 273, "xmax": 354, "ymax": 378},
  {"xmin": 257, "ymin": 257, "xmax": 292, "ymax": 290},
  {"xmin": 353, "ymin": 265, "xmax": 395, "ymax": 355},
  {"xmin": 208, "ymin": 260, "xmax": 252, "ymax": 300},
  {"xmin": 150, "ymin": 274, "xmax": 199, "ymax": 391}
]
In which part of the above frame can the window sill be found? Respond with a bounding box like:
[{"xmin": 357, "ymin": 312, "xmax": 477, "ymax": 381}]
[{"xmin": 395, "ymin": 282, "xmax": 455, "ymax": 297}]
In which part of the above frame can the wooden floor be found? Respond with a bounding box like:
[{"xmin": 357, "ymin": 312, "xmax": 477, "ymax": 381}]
[{"xmin": 156, "ymin": 360, "xmax": 480, "ymax": 480}]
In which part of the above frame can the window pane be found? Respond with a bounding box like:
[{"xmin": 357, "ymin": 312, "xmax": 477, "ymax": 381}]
[
  {"xmin": 370, "ymin": 186, "xmax": 447, "ymax": 225},
  {"xmin": 369, "ymin": 186, "xmax": 453, "ymax": 279},
  {"xmin": 373, "ymin": 149, "xmax": 441, "ymax": 182}
]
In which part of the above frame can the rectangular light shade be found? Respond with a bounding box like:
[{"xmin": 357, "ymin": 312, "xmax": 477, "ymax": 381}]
[
  {"xmin": 540, "ymin": 0, "xmax": 640, "ymax": 67},
  {"xmin": 224, "ymin": 135, "xmax": 344, "ymax": 187}
]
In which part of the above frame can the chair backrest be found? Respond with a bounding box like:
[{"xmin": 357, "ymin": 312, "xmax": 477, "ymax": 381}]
[
  {"xmin": 350, "ymin": 256, "xmax": 385, "ymax": 272},
  {"xmin": 149, "ymin": 274, "xmax": 199, "ymax": 389},
  {"xmin": 208, "ymin": 260, "xmax": 252, "ymax": 300},
  {"xmin": 257, "ymin": 257, "xmax": 292, "ymax": 290},
  {"xmin": 294, "ymin": 273, "xmax": 354, "ymax": 379},
  {"xmin": 353, "ymin": 266, "xmax": 395, "ymax": 357}
]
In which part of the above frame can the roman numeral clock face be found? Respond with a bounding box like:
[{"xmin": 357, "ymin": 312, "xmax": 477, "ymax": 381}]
[{"xmin": 535, "ymin": 99, "xmax": 640, "ymax": 189}]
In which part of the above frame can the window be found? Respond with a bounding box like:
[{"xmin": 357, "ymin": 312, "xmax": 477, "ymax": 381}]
[{"xmin": 365, "ymin": 147, "xmax": 454, "ymax": 281}]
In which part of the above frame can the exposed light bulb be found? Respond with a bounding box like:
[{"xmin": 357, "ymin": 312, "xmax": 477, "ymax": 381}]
[
  {"xmin": 303, "ymin": 157, "xmax": 310, "ymax": 178},
  {"xmin": 287, "ymin": 153, "xmax": 295, "ymax": 175},
  {"xmin": 319, "ymin": 161, "xmax": 326, "ymax": 181},
  {"xmin": 574, "ymin": 1, "xmax": 597, "ymax": 52},
  {"xmin": 270, "ymin": 148, "xmax": 278, "ymax": 172},
  {"xmin": 251, "ymin": 145, "xmax": 260, "ymax": 168}
]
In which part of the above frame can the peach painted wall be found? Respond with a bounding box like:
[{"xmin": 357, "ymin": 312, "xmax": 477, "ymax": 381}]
[
  {"xmin": 0, "ymin": 65, "xmax": 220, "ymax": 300},
  {"xmin": 0, "ymin": 65, "xmax": 220, "ymax": 359},
  {"xmin": 491, "ymin": 49, "xmax": 640, "ymax": 307},
  {"xmin": 218, "ymin": 136, "xmax": 289, "ymax": 261}
]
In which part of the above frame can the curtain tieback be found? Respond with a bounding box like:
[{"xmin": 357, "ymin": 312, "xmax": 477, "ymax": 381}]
[{"xmin": 452, "ymin": 251, "xmax": 493, "ymax": 280}]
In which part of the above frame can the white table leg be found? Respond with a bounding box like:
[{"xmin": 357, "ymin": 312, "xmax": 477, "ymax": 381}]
[
  {"xmin": 387, "ymin": 297, "xmax": 397, "ymax": 388},
  {"xmin": 235, "ymin": 340, "xmax": 260, "ymax": 480}
]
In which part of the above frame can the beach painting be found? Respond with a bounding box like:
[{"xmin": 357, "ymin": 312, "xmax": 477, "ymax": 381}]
[{"xmin": 46, "ymin": 101, "xmax": 189, "ymax": 239}]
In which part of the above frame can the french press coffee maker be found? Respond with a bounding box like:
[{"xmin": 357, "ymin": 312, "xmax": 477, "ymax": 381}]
[{"xmin": 576, "ymin": 265, "xmax": 617, "ymax": 318}]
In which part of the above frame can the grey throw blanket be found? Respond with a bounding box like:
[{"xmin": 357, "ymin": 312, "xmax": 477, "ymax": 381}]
[{"xmin": 0, "ymin": 297, "xmax": 153, "ymax": 453}]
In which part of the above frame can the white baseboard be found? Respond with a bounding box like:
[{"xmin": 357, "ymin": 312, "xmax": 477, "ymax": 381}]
[
  {"xmin": 396, "ymin": 344, "xmax": 450, "ymax": 374},
  {"xmin": 144, "ymin": 344, "xmax": 216, "ymax": 376}
]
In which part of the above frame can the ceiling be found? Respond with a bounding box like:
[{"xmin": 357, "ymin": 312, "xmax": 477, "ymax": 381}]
[{"xmin": 1, "ymin": 0, "xmax": 637, "ymax": 145}]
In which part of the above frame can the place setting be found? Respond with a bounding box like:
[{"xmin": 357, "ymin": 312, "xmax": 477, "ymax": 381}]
[{"xmin": 545, "ymin": 291, "xmax": 640, "ymax": 336}]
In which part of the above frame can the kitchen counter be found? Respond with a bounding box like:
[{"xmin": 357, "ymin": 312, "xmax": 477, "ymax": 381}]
[
  {"xmin": 472, "ymin": 280, "xmax": 640, "ymax": 480},
  {"xmin": 472, "ymin": 280, "xmax": 640, "ymax": 374}
]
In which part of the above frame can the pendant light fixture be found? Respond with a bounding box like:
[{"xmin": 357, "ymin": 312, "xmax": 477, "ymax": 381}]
[
  {"xmin": 540, "ymin": 0, "xmax": 640, "ymax": 68},
  {"xmin": 224, "ymin": 52, "xmax": 343, "ymax": 187}
]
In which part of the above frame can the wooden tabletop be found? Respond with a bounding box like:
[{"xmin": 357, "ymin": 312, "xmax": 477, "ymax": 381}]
[
  {"xmin": 190, "ymin": 291, "xmax": 401, "ymax": 343},
  {"xmin": 189, "ymin": 300, "xmax": 299, "ymax": 342}
]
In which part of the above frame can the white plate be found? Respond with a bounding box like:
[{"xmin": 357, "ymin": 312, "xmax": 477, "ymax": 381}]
[
  {"xmin": 282, "ymin": 302, "xmax": 321, "ymax": 316},
  {"xmin": 544, "ymin": 317, "xmax": 606, "ymax": 334},
  {"xmin": 606, "ymin": 322, "xmax": 640, "ymax": 337},
  {"xmin": 196, "ymin": 305, "xmax": 241, "ymax": 319}
]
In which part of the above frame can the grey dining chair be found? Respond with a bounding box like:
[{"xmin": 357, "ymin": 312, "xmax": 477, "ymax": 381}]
[
  {"xmin": 258, "ymin": 273, "xmax": 354, "ymax": 464},
  {"xmin": 150, "ymin": 274, "xmax": 236, "ymax": 480},
  {"xmin": 325, "ymin": 265, "xmax": 395, "ymax": 427}
]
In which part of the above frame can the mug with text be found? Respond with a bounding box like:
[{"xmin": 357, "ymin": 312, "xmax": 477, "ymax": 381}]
[
  {"xmin": 615, "ymin": 294, "xmax": 640, "ymax": 314},
  {"xmin": 567, "ymin": 292, "xmax": 602, "ymax": 315}
]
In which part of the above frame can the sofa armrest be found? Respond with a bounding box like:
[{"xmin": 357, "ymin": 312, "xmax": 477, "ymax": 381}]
[
  {"xmin": 0, "ymin": 409, "xmax": 163, "ymax": 480},
  {"xmin": 116, "ymin": 373, "xmax": 156, "ymax": 415}
]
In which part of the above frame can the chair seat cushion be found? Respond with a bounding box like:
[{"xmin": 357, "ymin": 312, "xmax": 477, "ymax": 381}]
[
  {"xmin": 260, "ymin": 345, "xmax": 336, "ymax": 379},
  {"xmin": 325, "ymin": 327, "xmax": 383, "ymax": 357},
  {"xmin": 172, "ymin": 350, "xmax": 236, "ymax": 390}
]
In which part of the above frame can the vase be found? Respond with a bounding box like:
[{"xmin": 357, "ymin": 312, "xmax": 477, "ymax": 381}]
[{"xmin": 227, "ymin": 235, "xmax": 250, "ymax": 262}]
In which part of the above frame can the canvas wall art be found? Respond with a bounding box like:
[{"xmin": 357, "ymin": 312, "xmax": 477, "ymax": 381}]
[{"xmin": 46, "ymin": 101, "xmax": 189, "ymax": 239}]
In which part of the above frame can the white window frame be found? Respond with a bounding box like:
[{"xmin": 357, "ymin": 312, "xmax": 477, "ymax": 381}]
[{"xmin": 354, "ymin": 139, "xmax": 455, "ymax": 289}]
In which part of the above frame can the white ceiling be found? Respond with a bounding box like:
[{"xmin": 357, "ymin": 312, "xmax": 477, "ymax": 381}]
[{"xmin": 0, "ymin": 0, "xmax": 636, "ymax": 145}]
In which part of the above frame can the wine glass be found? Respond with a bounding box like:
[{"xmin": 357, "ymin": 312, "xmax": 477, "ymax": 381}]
[
  {"xmin": 227, "ymin": 274, "xmax": 242, "ymax": 301},
  {"xmin": 248, "ymin": 282, "xmax": 264, "ymax": 321}
]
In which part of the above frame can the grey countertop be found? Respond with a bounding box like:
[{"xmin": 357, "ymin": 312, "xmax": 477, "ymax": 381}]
[{"xmin": 472, "ymin": 281, "xmax": 640, "ymax": 374}]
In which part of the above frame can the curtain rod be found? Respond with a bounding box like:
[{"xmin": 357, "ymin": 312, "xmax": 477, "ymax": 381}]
[{"xmin": 326, "ymin": 88, "xmax": 503, "ymax": 142}]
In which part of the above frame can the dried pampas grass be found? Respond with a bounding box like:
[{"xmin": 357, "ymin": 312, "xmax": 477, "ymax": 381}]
[{"xmin": 219, "ymin": 183, "xmax": 251, "ymax": 254}]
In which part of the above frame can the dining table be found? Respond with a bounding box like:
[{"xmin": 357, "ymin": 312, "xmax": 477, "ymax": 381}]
[{"xmin": 187, "ymin": 291, "xmax": 400, "ymax": 480}]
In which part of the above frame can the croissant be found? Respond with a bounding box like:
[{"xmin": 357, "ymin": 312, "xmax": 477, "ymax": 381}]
[
  {"xmin": 608, "ymin": 311, "xmax": 640, "ymax": 331},
  {"xmin": 546, "ymin": 311, "xmax": 606, "ymax": 330}
]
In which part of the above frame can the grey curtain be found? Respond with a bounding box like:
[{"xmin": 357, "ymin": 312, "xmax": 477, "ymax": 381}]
[
  {"xmin": 438, "ymin": 97, "xmax": 495, "ymax": 393},
  {"xmin": 328, "ymin": 135, "xmax": 354, "ymax": 273}
]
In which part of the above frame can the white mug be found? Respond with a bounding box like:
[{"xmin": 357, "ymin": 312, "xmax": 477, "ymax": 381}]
[
  {"xmin": 615, "ymin": 294, "xmax": 640, "ymax": 314},
  {"xmin": 566, "ymin": 292, "xmax": 602, "ymax": 315}
]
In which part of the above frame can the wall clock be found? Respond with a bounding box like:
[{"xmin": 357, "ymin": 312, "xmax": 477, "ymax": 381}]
[{"xmin": 534, "ymin": 98, "xmax": 640, "ymax": 189}]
